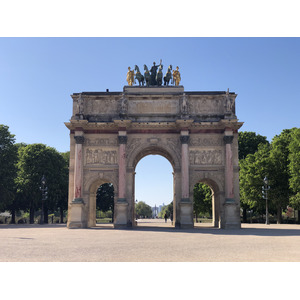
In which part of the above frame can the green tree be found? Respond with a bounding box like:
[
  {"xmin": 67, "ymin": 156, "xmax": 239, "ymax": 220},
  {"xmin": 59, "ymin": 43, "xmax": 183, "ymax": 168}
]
[
  {"xmin": 96, "ymin": 183, "xmax": 114, "ymax": 222},
  {"xmin": 135, "ymin": 201, "xmax": 152, "ymax": 219},
  {"xmin": 268, "ymin": 129, "xmax": 292, "ymax": 223},
  {"xmin": 16, "ymin": 144, "xmax": 69, "ymax": 223},
  {"xmin": 239, "ymin": 143, "xmax": 271, "ymax": 220},
  {"xmin": 238, "ymin": 131, "xmax": 269, "ymax": 160},
  {"xmin": 0, "ymin": 125, "xmax": 18, "ymax": 214},
  {"xmin": 289, "ymin": 128, "xmax": 300, "ymax": 221},
  {"xmin": 56, "ymin": 151, "xmax": 69, "ymax": 223},
  {"xmin": 159, "ymin": 202, "xmax": 173, "ymax": 219},
  {"xmin": 193, "ymin": 183, "xmax": 212, "ymax": 222}
]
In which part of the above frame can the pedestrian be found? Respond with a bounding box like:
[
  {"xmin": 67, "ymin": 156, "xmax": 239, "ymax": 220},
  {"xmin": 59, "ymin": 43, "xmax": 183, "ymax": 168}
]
[{"xmin": 164, "ymin": 213, "xmax": 168, "ymax": 223}]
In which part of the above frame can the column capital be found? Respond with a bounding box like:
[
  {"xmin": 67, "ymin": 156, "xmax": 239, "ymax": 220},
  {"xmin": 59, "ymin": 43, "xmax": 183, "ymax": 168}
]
[
  {"xmin": 118, "ymin": 135, "xmax": 128, "ymax": 144},
  {"xmin": 74, "ymin": 135, "xmax": 85, "ymax": 144},
  {"xmin": 180, "ymin": 135, "xmax": 190, "ymax": 144},
  {"xmin": 223, "ymin": 135, "xmax": 234, "ymax": 144}
]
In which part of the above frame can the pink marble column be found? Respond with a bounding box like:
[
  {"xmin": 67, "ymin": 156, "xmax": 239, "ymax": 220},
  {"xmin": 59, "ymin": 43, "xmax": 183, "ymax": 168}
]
[
  {"xmin": 180, "ymin": 133, "xmax": 190, "ymax": 200},
  {"xmin": 73, "ymin": 133, "xmax": 84, "ymax": 202},
  {"xmin": 224, "ymin": 133, "xmax": 234, "ymax": 200},
  {"xmin": 118, "ymin": 134, "xmax": 127, "ymax": 201}
]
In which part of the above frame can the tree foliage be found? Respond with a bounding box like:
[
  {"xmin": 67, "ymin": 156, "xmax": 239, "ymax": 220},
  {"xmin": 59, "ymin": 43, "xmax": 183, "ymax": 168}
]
[
  {"xmin": 238, "ymin": 131, "xmax": 269, "ymax": 160},
  {"xmin": 96, "ymin": 183, "xmax": 114, "ymax": 213},
  {"xmin": 193, "ymin": 183, "xmax": 212, "ymax": 220},
  {"xmin": 239, "ymin": 143, "xmax": 271, "ymax": 214},
  {"xmin": 16, "ymin": 144, "xmax": 69, "ymax": 223},
  {"xmin": 289, "ymin": 128, "xmax": 300, "ymax": 211},
  {"xmin": 0, "ymin": 125, "xmax": 18, "ymax": 212},
  {"xmin": 135, "ymin": 201, "xmax": 152, "ymax": 218}
]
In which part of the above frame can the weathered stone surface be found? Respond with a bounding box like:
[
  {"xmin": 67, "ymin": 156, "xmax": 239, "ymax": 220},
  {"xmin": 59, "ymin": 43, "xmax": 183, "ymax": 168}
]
[{"xmin": 66, "ymin": 86, "xmax": 243, "ymax": 229}]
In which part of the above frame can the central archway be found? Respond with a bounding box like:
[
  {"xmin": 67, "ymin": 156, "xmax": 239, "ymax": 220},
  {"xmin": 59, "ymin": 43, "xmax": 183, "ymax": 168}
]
[
  {"xmin": 130, "ymin": 146, "xmax": 178, "ymax": 228},
  {"xmin": 134, "ymin": 154, "xmax": 174, "ymax": 227}
]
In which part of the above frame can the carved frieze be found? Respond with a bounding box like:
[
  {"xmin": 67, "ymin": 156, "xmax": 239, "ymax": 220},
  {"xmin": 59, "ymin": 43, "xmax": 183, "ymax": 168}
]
[
  {"xmin": 126, "ymin": 138, "xmax": 142, "ymax": 158},
  {"xmin": 190, "ymin": 150, "xmax": 223, "ymax": 165},
  {"xmin": 85, "ymin": 148, "xmax": 118, "ymax": 165}
]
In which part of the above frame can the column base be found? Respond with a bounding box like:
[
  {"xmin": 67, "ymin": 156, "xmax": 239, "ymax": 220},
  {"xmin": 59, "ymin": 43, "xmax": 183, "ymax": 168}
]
[
  {"xmin": 114, "ymin": 200, "xmax": 128, "ymax": 227},
  {"xmin": 179, "ymin": 199, "xmax": 194, "ymax": 228},
  {"xmin": 222, "ymin": 200, "xmax": 241, "ymax": 229},
  {"xmin": 67, "ymin": 199, "xmax": 87, "ymax": 229}
]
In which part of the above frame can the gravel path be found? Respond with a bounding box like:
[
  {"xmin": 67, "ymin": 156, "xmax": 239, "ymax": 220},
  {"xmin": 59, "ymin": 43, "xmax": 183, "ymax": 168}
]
[{"xmin": 1, "ymin": 220, "xmax": 300, "ymax": 261}]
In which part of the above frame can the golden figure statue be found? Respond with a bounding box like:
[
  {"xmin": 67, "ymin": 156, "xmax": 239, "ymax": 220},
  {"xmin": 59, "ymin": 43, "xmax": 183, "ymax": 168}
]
[
  {"xmin": 172, "ymin": 66, "xmax": 181, "ymax": 86},
  {"xmin": 126, "ymin": 67, "xmax": 135, "ymax": 86}
]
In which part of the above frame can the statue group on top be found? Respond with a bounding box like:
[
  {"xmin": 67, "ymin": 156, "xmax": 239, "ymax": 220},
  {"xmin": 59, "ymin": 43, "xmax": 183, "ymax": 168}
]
[{"xmin": 126, "ymin": 60, "xmax": 181, "ymax": 87}]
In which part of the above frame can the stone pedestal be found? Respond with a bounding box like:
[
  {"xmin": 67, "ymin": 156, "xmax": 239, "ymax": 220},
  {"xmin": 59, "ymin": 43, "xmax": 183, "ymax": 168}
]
[
  {"xmin": 178, "ymin": 201, "xmax": 194, "ymax": 228},
  {"xmin": 223, "ymin": 200, "xmax": 241, "ymax": 229},
  {"xmin": 68, "ymin": 199, "xmax": 87, "ymax": 228},
  {"xmin": 114, "ymin": 201, "xmax": 129, "ymax": 228}
]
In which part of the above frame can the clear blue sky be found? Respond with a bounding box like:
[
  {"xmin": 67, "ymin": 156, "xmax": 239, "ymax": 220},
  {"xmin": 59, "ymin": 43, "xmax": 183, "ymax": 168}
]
[{"xmin": 1, "ymin": 37, "xmax": 300, "ymax": 207}]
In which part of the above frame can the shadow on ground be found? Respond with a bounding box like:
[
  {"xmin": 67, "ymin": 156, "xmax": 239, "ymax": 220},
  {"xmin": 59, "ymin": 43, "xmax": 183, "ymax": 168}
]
[{"xmin": 1, "ymin": 223, "xmax": 300, "ymax": 237}]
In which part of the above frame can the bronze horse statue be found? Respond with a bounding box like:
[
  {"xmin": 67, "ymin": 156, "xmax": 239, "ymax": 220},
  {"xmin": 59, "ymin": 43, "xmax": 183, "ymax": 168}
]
[
  {"xmin": 156, "ymin": 65, "xmax": 163, "ymax": 86},
  {"xmin": 164, "ymin": 65, "xmax": 172, "ymax": 86},
  {"xmin": 144, "ymin": 65, "xmax": 151, "ymax": 87},
  {"xmin": 134, "ymin": 65, "xmax": 144, "ymax": 86}
]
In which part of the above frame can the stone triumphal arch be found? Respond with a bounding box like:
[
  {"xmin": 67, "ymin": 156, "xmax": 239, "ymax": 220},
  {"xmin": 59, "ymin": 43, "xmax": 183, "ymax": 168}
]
[{"xmin": 65, "ymin": 85, "xmax": 243, "ymax": 229}]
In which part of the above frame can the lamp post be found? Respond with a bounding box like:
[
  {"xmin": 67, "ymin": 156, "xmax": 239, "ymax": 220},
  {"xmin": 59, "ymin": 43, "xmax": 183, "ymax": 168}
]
[
  {"xmin": 39, "ymin": 175, "xmax": 48, "ymax": 224},
  {"xmin": 262, "ymin": 176, "xmax": 270, "ymax": 225}
]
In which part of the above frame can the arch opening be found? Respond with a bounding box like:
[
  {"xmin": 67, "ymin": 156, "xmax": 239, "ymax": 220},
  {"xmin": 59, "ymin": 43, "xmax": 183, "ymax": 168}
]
[
  {"xmin": 96, "ymin": 183, "xmax": 115, "ymax": 225},
  {"xmin": 192, "ymin": 178, "xmax": 221, "ymax": 228},
  {"xmin": 134, "ymin": 154, "xmax": 175, "ymax": 227},
  {"xmin": 87, "ymin": 178, "xmax": 116, "ymax": 228}
]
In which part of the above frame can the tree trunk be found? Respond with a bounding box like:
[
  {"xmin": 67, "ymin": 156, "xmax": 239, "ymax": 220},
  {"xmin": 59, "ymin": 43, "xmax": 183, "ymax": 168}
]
[
  {"xmin": 30, "ymin": 206, "xmax": 34, "ymax": 224},
  {"xmin": 44, "ymin": 207, "xmax": 48, "ymax": 224},
  {"xmin": 243, "ymin": 208, "xmax": 247, "ymax": 223},
  {"xmin": 60, "ymin": 207, "xmax": 64, "ymax": 223},
  {"xmin": 277, "ymin": 206, "xmax": 282, "ymax": 224},
  {"xmin": 11, "ymin": 209, "xmax": 16, "ymax": 224}
]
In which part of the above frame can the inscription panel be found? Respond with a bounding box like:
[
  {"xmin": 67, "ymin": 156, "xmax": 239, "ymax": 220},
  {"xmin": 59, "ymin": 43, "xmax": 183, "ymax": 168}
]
[
  {"xmin": 189, "ymin": 97, "xmax": 224, "ymax": 115},
  {"xmin": 85, "ymin": 98, "xmax": 119, "ymax": 115},
  {"xmin": 129, "ymin": 99, "xmax": 179, "ymax": 114},
  {"xmin": 190, "ymin": 136, "xmax": 223, "ymax": 147},
  {"xmin": 85, "ymin": 138, "xmax": 117, "ymax": 147}
]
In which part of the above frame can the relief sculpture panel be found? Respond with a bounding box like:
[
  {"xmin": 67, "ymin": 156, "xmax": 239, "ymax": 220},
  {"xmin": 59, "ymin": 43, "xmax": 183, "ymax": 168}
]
[
  {"xmin": 190, "ymin": 150, "xmax": 223, "ymax": 165},
  {"xmin": 85, "ymin": 98, "xmax": 119, "ymax": 115},
  {"xmin": 85, "ymin": 148, "xmax": 118, "ymax": 165},
  {"xmin": 189, "ymin": 97, "xmax": 223, "ymax": 115}
]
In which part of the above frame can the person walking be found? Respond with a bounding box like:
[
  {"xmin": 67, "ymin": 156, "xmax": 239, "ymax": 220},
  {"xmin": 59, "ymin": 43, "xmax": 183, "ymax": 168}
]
[{"xmin": 164, "ymin": 213, "xmax": 168, "ymax": 223}]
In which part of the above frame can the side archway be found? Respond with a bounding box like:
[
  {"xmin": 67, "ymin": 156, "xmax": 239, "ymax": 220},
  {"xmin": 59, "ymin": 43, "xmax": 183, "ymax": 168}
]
[
  {"xmin": 190, "ymin": 173, "xmax": 224, "ymax": 228},
  {"xmin": 86, "ymin": 176, "xmax": 118, "ymax": 227}
]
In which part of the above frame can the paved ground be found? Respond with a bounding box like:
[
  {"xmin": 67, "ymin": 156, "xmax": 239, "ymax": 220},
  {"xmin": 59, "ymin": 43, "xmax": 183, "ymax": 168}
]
[{"xmin": 1, "ymin": 219, "xmax": 300, "ymax": 261}]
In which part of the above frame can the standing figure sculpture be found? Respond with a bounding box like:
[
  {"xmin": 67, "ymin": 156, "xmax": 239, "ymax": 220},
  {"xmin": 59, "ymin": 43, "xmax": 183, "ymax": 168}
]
[
  {"xmin": 126, "ymin": 67, "xmax": 135, "ymax": 86},
  {"xmin": 144, "ymin": 65, "xmax": 151, "ymax": 87},
  {"xmin": 134, "ymin": 65, "xmax": 144, "ymax": 86},
  {"xmin": 156, "ymin": 65, "xmax": 163, "ymax": 86},
  {"xmin": 150, "ymin": 59, "xmax": 163, "ymax": 85},
  {"xmin": 225, "ymin": 88, "xmax": 235, "ymax": 113},
  {"xmin": 163, "ymin": 65, "xmax": 172, "ymax": 86},
  {"xmin": 172, "ymin": 66, "xmax": 181, "ymax": 86}
]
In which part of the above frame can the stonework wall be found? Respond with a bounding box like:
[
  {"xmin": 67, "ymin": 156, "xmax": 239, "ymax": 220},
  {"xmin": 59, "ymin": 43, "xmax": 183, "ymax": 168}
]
[{"xmin": 66, "ymin": 86, "xmax": 242, "ymax": 229}]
